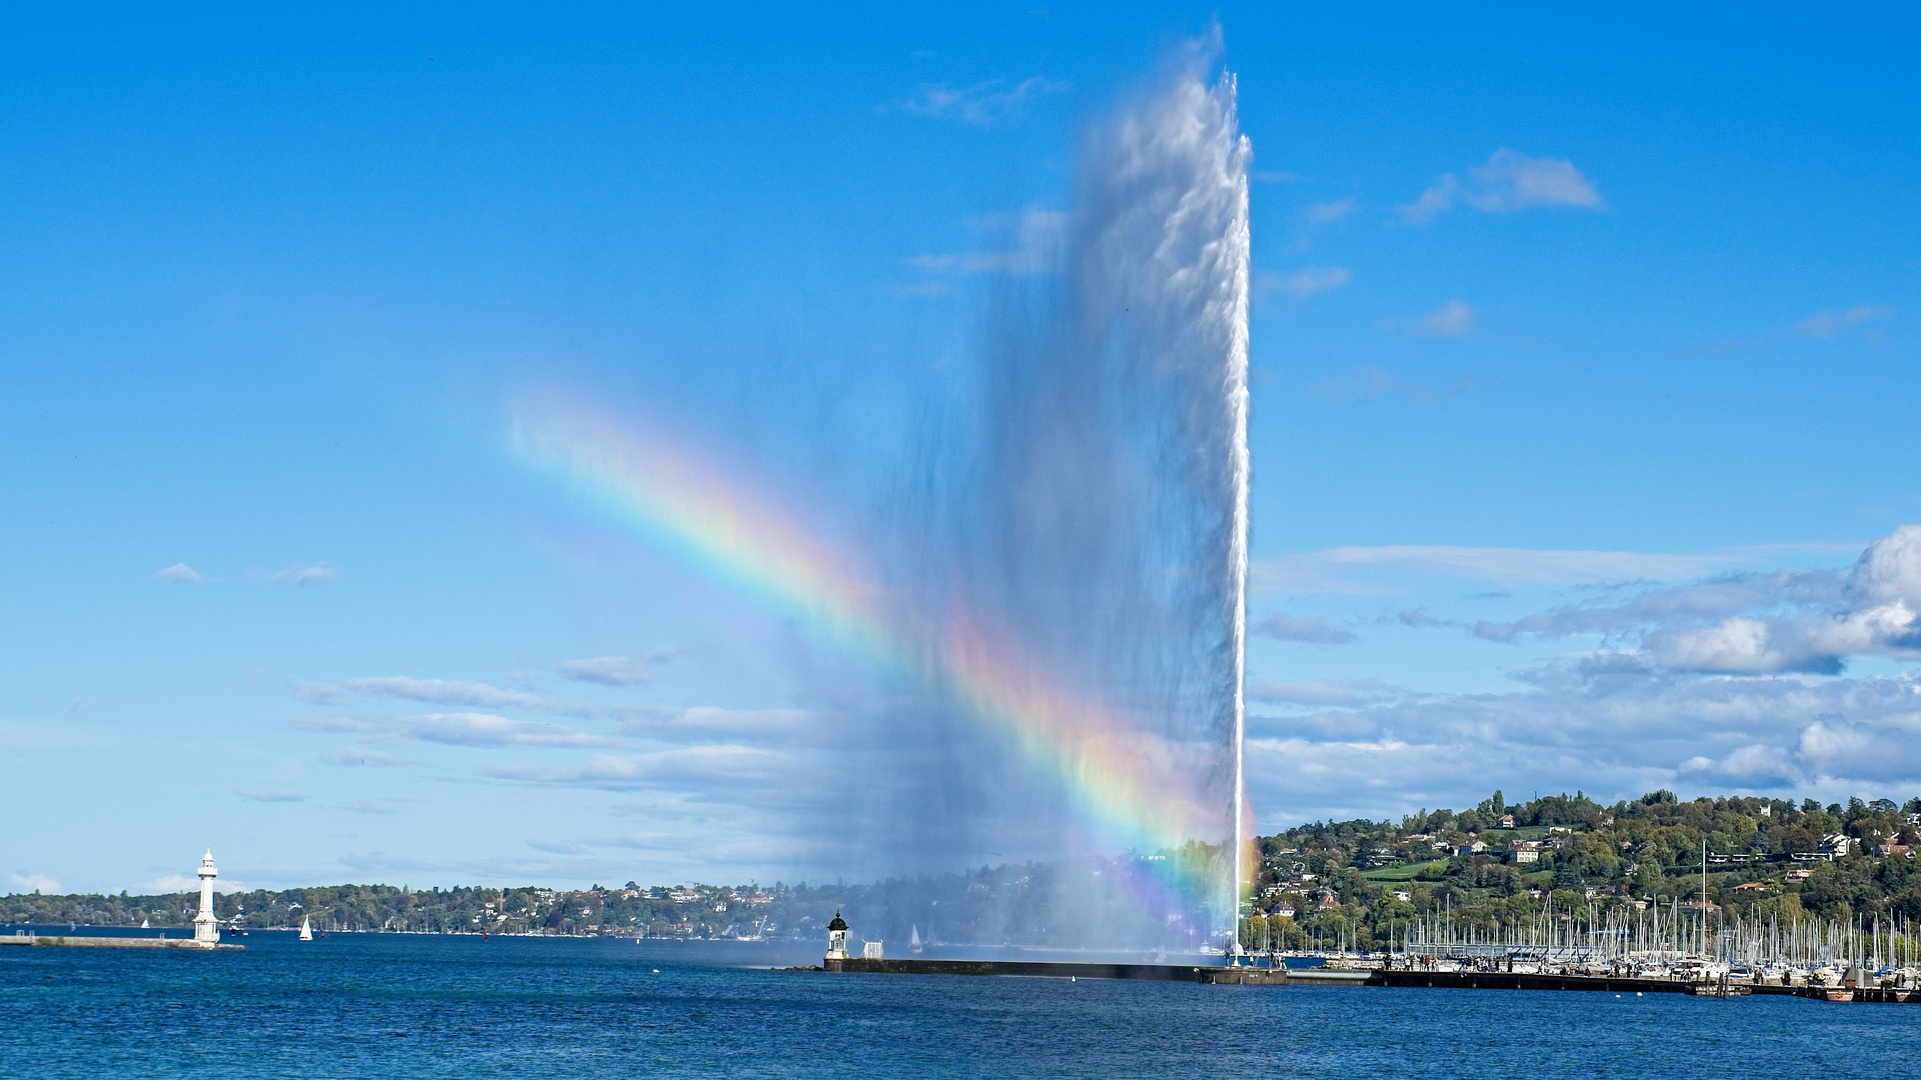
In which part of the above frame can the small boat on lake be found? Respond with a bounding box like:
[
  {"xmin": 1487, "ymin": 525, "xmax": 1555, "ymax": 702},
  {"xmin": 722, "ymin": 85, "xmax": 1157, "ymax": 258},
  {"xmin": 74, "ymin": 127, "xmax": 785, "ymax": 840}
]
[{"xmin": 299, "ymin": 916, "xmax": 313, "ymax": 942}]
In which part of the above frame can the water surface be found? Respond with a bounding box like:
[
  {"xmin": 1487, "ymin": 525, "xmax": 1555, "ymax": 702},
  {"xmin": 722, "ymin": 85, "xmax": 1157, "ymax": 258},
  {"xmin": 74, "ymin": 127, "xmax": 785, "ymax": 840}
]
[{"xmin": 2, "ymin": 931, "xmax": 1910, "ymax": 1078}]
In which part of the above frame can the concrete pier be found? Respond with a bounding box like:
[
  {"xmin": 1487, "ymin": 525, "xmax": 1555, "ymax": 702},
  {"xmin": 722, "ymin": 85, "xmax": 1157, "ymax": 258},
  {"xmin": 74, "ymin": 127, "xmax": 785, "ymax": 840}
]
[
  {"xmin": 822, "ymin": 957, "xmax": 1289, "ymax": 983},
  {"xmin": 1369, "ymin": 969, "xmax": 1690, "ymax": 994},
  {"xmin": 0, "ymin": 932, "xmax": 242, "ymax": 950},
  {"xmin": 815, "ymin": 959, "xmax": 1920, "ymax": 1002}
]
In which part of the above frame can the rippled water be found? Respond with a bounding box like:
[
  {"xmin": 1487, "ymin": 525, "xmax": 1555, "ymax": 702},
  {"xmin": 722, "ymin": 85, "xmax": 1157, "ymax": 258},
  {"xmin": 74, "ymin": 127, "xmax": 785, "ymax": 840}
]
[{"xmin": 1, "ymin": 930, "xmax": 1913, "ymax": 1078}]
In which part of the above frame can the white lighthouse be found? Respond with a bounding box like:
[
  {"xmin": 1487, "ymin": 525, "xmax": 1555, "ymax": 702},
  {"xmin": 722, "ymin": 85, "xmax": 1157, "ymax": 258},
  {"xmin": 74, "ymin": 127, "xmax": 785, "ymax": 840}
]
[
  {"xmin": 825, "ymin": 911, "xmax": 849, "ymax": 961},
  {"xmin": 192, "ymin": 850, "xmax": 221, "ymax": 947}
]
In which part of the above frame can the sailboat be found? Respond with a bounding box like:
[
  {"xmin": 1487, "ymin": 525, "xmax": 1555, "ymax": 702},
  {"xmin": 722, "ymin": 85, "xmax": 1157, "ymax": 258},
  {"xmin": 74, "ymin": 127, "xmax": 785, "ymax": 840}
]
[
  {"xmin": 140, "ymin": 918, "xmax": 149, "ymax": 929},
  {"xmin": 299, "ymin": 916, "xmax": 313, "ymax": 942},
  {"xmin": 910, "ymin": 925, "xmax": 923, "ymax": 954}
]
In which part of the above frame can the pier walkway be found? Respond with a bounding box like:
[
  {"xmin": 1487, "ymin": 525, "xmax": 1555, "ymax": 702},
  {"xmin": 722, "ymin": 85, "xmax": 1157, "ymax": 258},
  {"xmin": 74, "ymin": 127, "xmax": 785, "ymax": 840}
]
[
  {"xmin": 818, "ymin": 958, "xmax": 1919, "ymax": 1001},
  {"xmin": 823, "ymin": 958, "xmax": 1288, "ymax": 983},
  {"xmin": 0, "ymin": 932, "xmax": 242, "ymax": 950}
]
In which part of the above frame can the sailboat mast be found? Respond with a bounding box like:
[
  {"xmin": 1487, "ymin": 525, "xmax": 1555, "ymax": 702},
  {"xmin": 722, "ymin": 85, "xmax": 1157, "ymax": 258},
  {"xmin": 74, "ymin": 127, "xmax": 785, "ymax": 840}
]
[{"xmin": 1701, "ymin": 838, "xmax": 1708, "ymax": 960}]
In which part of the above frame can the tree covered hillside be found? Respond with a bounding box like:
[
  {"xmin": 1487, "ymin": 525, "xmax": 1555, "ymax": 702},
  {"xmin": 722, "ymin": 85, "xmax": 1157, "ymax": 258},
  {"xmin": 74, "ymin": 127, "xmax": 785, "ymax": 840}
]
[{"xmin": 1246, "ymin": 790, "xmax": 1921, "ymax": 951}]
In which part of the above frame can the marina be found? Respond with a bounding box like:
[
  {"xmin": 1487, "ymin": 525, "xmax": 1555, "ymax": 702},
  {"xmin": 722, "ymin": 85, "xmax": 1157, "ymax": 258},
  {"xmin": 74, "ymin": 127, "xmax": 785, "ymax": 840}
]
[{"xmin": 810, "ymin": 903, "xmax": 1921, "ymax": 1003}]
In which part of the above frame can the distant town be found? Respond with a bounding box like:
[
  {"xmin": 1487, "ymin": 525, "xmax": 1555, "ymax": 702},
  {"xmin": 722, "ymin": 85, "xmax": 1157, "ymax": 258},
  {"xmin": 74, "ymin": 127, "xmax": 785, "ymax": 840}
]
[{"xmin": 6, "ymin": 790, "xmax": 1918, "ymax": 951}]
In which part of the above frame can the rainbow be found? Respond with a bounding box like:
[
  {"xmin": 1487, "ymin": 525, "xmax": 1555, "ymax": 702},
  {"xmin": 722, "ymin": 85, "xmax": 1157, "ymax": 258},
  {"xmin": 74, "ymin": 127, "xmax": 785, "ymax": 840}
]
[{"xmin": 511, "ymin": 403, "xmax": 1229, "ymax": 898}]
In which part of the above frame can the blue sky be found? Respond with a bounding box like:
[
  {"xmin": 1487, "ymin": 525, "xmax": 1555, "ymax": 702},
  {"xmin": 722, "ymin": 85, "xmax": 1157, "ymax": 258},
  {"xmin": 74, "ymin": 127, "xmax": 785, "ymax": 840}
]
[{"xmin": 4, "ymin": 5, "xmax": 1919, "ymax": 894}]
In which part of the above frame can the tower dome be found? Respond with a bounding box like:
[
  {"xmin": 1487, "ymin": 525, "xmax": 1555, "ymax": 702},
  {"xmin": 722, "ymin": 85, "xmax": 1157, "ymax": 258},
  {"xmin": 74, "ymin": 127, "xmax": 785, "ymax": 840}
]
[{"xmin": 825, "ymin": 911, "xmax": 849, "ymax": 961}]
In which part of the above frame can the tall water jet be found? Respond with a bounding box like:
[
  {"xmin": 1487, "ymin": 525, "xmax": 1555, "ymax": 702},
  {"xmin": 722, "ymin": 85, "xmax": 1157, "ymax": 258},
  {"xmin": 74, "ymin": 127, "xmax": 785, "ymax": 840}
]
[
  {"xmin": 514, "ymin": 38, "xmax": 1253, "ymax": 950},
  {"xmin": 902, "ymin": 39, "xmax": 1253, "ymax": 941}
]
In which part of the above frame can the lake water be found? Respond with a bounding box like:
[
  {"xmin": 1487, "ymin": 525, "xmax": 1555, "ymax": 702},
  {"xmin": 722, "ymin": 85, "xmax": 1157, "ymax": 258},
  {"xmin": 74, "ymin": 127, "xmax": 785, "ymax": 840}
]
[{"xmin": 2, "ymin": 929, "xmax": 1914, "ymax": 1078}]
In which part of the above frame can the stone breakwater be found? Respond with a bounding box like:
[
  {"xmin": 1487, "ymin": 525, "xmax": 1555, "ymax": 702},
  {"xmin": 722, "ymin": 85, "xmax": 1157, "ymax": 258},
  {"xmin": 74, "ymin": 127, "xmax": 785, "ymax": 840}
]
[
  {"xmin": 0, "ymin": 932, "xmax": 242, "ymax": 950},
  {"xmin": 817, "ymin": 958, "xmax": 1293, "ymax": 984}
]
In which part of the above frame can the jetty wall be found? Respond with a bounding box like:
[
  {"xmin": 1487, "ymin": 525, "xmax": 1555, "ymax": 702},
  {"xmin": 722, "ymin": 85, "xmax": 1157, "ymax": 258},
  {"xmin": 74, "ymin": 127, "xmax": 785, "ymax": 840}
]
[
  {"xmin": 823, "ymin": 957, "xmax": 1289, "ymax": 983},
  {"xmin": 816, "ymin": 959, "xmax": 1920, "ymax": 1001},
  {"xmin": 0, "ymin": 933, "xmax": 242, "ymax": 950}
]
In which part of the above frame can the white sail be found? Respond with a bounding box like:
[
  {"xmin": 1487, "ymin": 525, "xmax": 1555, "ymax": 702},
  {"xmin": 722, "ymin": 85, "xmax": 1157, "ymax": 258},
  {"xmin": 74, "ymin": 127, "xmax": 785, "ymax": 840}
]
[
  {"xmin": 299, "ymin": 915, "xmax": 313, "ymax": 941},
  {"xmin": 140, "ymin": 918, "xmax": 150, "ymax": 929}
]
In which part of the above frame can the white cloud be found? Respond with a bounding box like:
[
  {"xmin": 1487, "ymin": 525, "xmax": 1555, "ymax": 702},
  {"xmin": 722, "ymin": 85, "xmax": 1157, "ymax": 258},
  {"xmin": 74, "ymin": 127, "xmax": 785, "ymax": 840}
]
[
  {"xmin": 1399, "ymin": 181, "xmax": 1460, "ymax": 228},
  {"xmin": 291, "ymin": 712, "xmax": 617, "ymax": 749},
  {"xmin": 343, "ymin": 676, "xmax": 543, "ymax": 710},
  {"xmin": 1250, "ymin": 612, "xmax": 1355, "ymax": 644},
  {"xmin": 134, "ymin": 874, "xmax": 203, "ymax": 894},
  {"xmin": 1664, "ymin": 530, "xmax": 1921, "ymax": 672},
  {"xmin": 1852, "ymin": 526, "xmax": 1921, "ymax": 608},
  {"xmin": 1698, "ymin": 306, "xmax": 1895, "ymax": 354},
  {"xmin": 1412, "ymin": 300, "xmax": 1475, "ymax": 337},
  {"xmin": 487, "ymin": 745, "xmax": 797, "ymax": 790},
  {"xmin": 1643, "ymin": 616, "xmax": 1829, "ymax": 675},
  {"xmin": 251, "ymin": 562, "xmax": 338, "ymax": 585},
  {"xmin": 1470, "ymin": 572, "xmax": 1841, "ymax": 643},
  {"xmin": 558, "ymin": 656, "xmax": 654, "ymax": 687},
  {"xmin": 302, "ymin": 671, "xmax": 669, "ymax": 723},
  {"xmin": 1306, "ymin": 197, "xmax": 1357, "ymax": 223},
  {"xmin": 1248, "ymin": 678, "xmax": 1406, "ymax": 707},
  {"xmin": 153, "ymin": 563, "xmax": 202, "ymax": 584},
  {"xmin": 1465, "ymin": 525, "xmax": 1921, "ymax": 675},
  {"xmin": 318, "ymin": 747, "xmax": 411, "ymax": 768},
  {"xmin": 1400, "ymin": 149, "xmax": 1605, "ymax": 224},
  {"xmin": 616, "ymin": 706, "xmax": 825, "ymax": 746},
  {"xmin": 8, "ymin": 872, "xmax": 61, "ymax": 894},
  {"xmin": 1245, "ymin": 668, "xmax": 1921, "ymax": 825},
  {"xmin": 1258, "ymin": 544, "xmax": 1730, "ymax": 593},
  {"xmin": 1398, "ymin": 607, "xmax": 1458, "ymax": 629},
  {"xmin": 908, "ymin": 207, "xmax": 1063, "ymax": 279},
  {"xmin": 1794, "ymin": 305, "xmax": 1893, "ymax": 338},
  {"xmin": 902, "ymin": 76, "xmax": 1068, "ymax": 126},
  {"xmin": 1793, "ymin": 717, "xmax": 1910, "ymax": 780},
  {"xmin": 1469, "ymin": 149, "xmax": 1606, "ymax": 212},
  {"xmin": 289, "ymin": 678, "xmax": 345, "ymax": 705},
  {"xmin": 1678, "ymin": 743, "xmax": 1797, "ymax": 786},
  {"xmin": 1259, "ymin": 266, "xmax": 1351, "ymax": 300}
]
